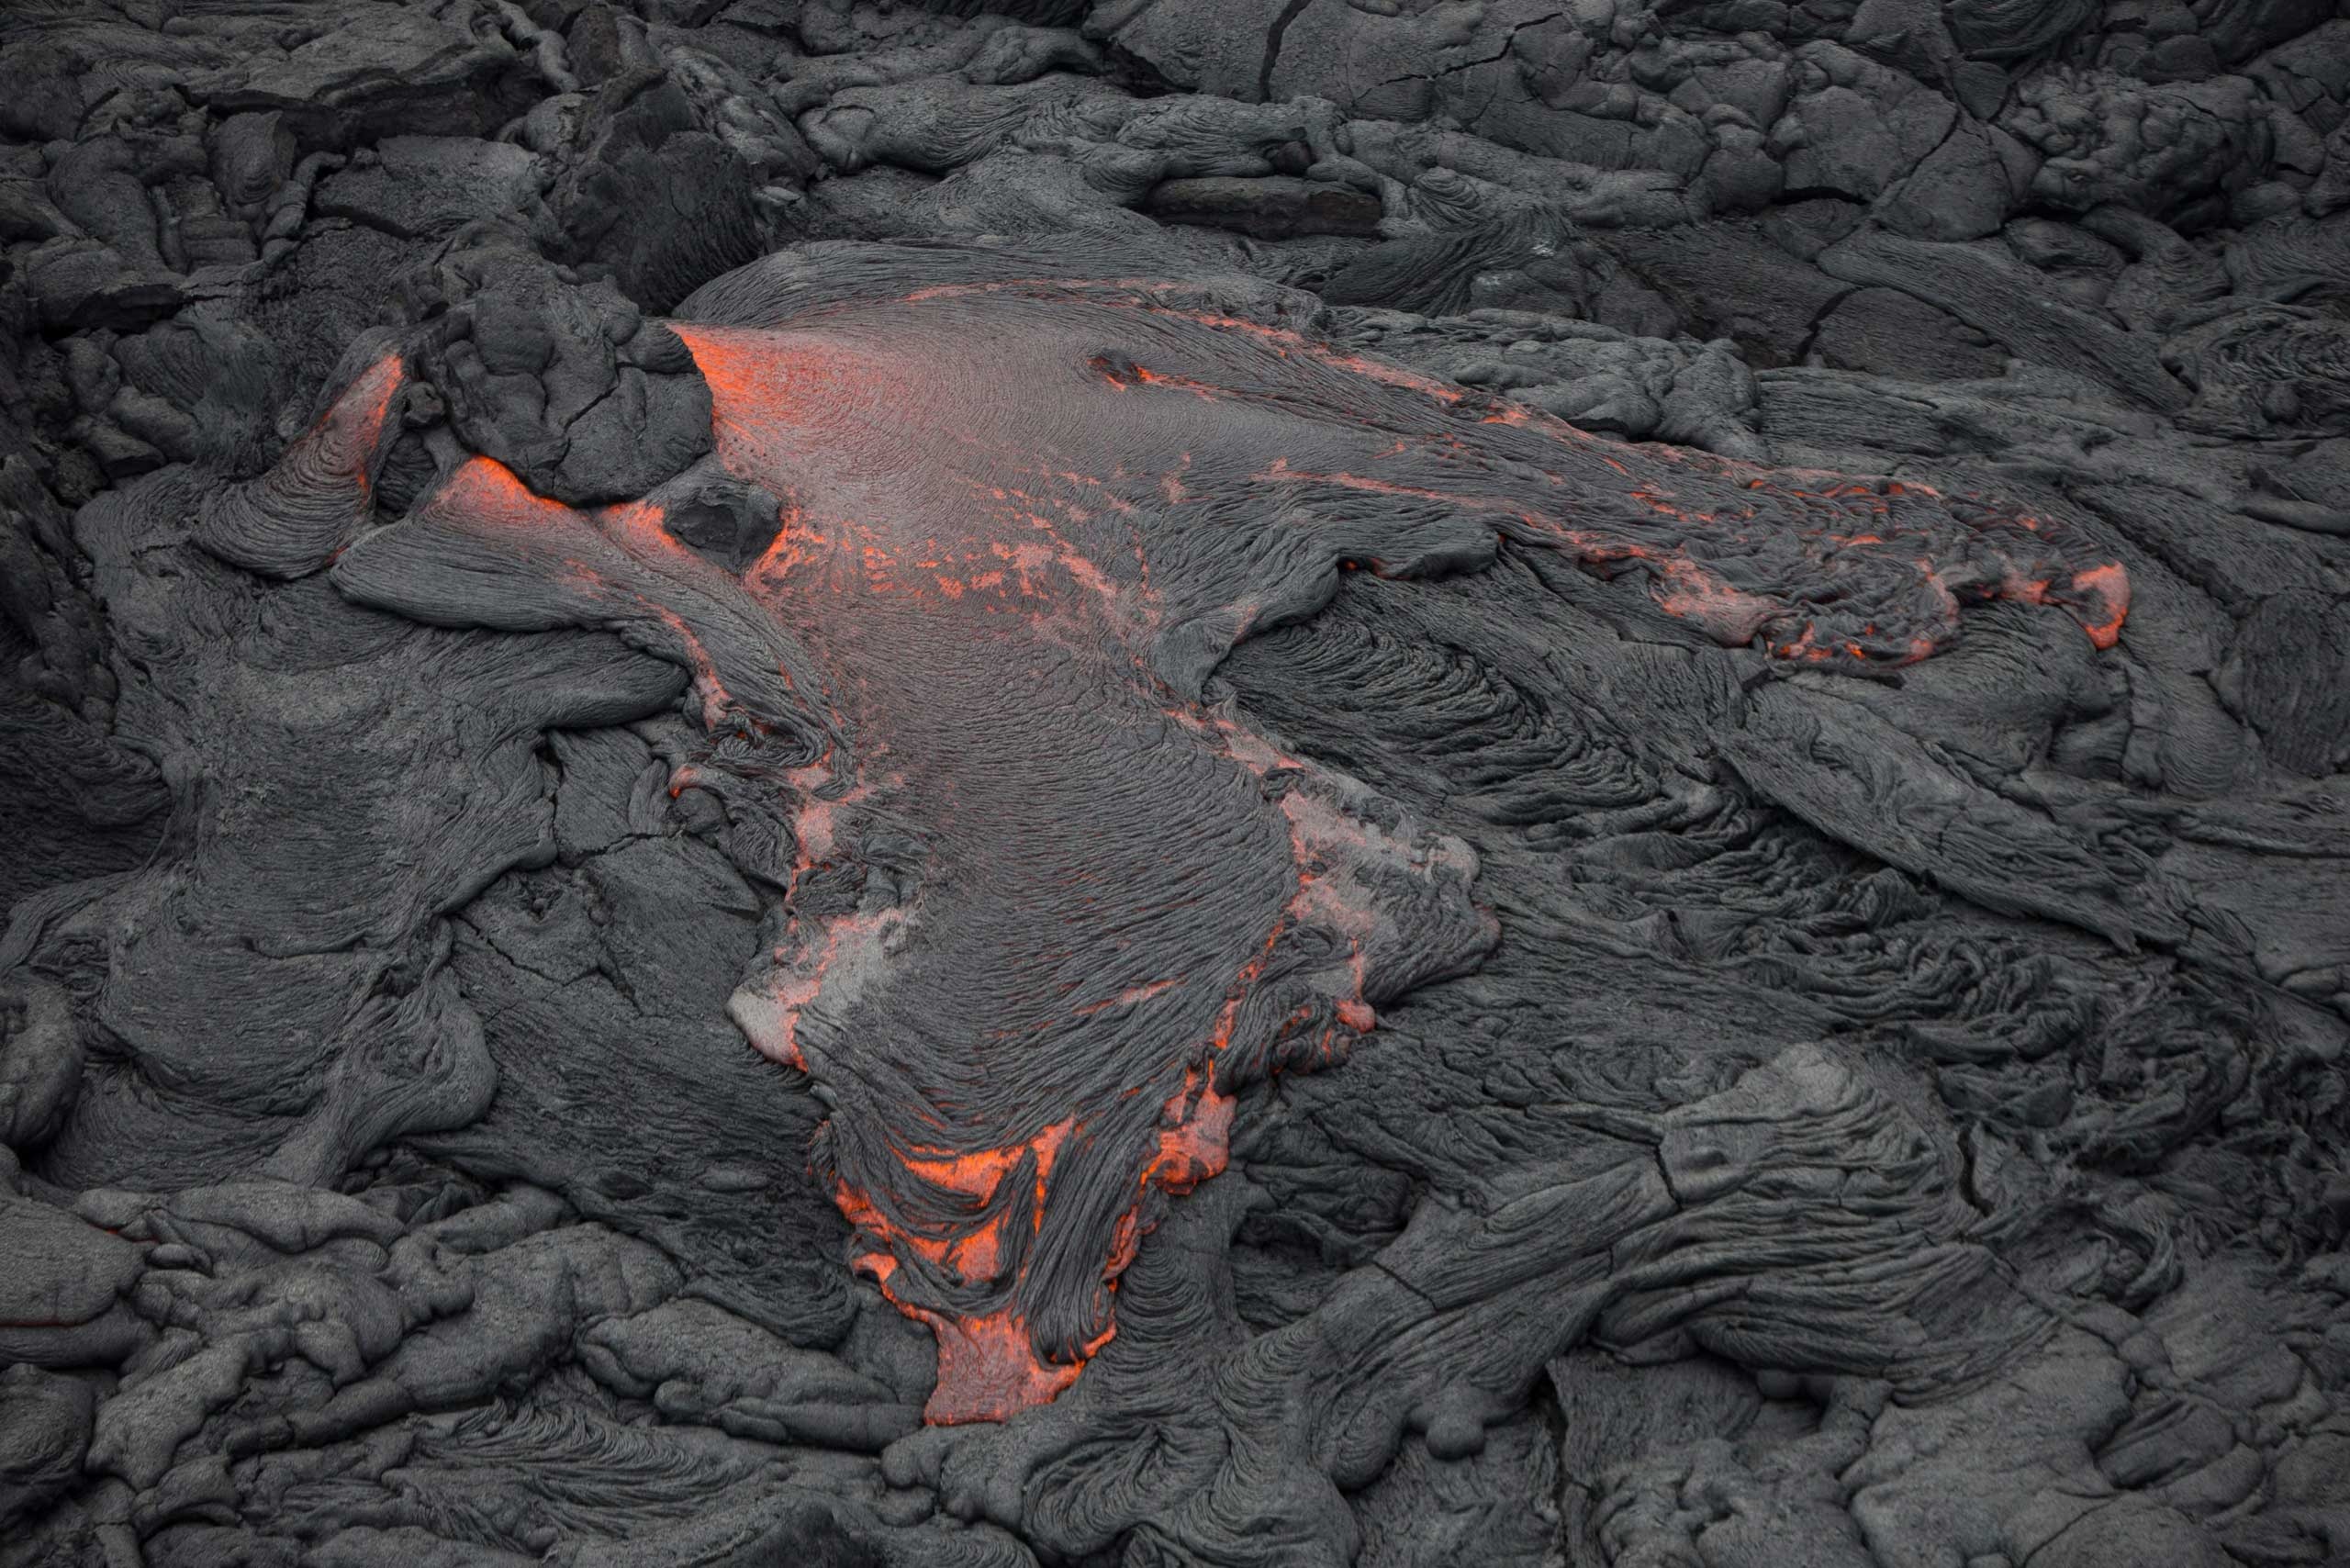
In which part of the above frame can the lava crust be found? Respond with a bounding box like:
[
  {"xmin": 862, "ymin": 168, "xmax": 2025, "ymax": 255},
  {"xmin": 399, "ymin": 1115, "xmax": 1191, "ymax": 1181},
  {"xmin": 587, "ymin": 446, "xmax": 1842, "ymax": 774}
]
[
  {"xmin": 9, "ymin": 6, "xmax": 2349, "ymax": 1562},
  {"xmin": 306, "ymin": 249, "xmax": 2128, "ymax": 1422}
]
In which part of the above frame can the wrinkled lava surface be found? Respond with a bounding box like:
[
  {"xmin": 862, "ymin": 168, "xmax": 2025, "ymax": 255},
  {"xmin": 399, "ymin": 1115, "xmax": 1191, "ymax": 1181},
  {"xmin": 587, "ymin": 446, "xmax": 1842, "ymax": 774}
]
[{"xmin": 330, "ymin": 275, "xmax": 2126, "ymax": 1423}]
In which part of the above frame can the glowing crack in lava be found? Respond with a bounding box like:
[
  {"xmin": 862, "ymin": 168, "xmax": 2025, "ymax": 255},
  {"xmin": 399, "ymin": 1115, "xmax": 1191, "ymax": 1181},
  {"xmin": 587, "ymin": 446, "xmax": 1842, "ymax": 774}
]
[{"xmin": 319, "ymin": 259, "xmax": 2130, "ymax": 1425}]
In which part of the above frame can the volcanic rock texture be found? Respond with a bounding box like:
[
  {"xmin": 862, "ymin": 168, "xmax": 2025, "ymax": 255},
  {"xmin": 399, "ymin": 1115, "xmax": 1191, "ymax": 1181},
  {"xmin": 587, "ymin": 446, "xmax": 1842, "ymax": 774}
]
[{"xmin": 5, "ymin": 0, "xmax": 2350, "ymax": 1564}]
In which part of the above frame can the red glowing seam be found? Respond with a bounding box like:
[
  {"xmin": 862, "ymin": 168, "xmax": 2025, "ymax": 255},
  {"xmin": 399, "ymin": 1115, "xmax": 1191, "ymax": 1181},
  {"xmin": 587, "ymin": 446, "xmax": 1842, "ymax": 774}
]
[
  {"xmin": 435, "ymin": 465, "xmax": 759, "ymax": 719},
  {"xmin": 839, "ymin": 1117, "xmax": 1090, "ymax": 1423},
  {"xmin": 890, "ymin": 287, "xmax": 2130, "ymax": 654},
  {"xmin": 442, "ymin": 454, "xmax": 575, "ymax": 517},
  {"xmin": 323, "ymin": 352, "xmax": 406, "ymax": 495},
  {"xmin": 1461, "ymin": 376, "xmax": 2115, "ymax": 652},
  {"xmin": 2065, "ymin": 562, "xmax": 2130, "ymax": 649}
]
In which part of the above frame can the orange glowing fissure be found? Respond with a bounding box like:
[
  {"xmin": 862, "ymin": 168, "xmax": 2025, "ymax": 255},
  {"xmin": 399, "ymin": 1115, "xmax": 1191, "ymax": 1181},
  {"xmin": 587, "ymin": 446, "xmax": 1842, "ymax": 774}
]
[
  {"xmin": 833, "ymin": 1117, "xmax": 1109, "ymax": 1415},
  {"xmin": 290, "ymin": 351, "xmax": 407, "ymax": 572},
  {"xmin": 823, "ymin": 1025, "xmax": 1257, "ymax": 1420},
  {"xmin": 347, "ymin": 289, "xmax": 2130, "ymax": 1428},
  {"xmin": 339, "ymin": 353, "xmax": 406, "ymax": 482}
]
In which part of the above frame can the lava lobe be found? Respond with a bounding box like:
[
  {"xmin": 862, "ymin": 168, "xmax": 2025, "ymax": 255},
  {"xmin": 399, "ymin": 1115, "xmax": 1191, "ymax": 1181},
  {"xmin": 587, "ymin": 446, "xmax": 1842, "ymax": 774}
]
[{"xmin": 313, "ymin": 263, "xmax": 2126, "ymax": 1424}]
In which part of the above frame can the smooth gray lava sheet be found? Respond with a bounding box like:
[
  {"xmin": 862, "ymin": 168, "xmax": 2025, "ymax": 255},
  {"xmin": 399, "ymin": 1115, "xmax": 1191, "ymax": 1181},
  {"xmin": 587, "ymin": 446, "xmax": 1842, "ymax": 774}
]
[{"xmin": 3, "ymin": 1, "xmax": 2349, "ymax": 1566}]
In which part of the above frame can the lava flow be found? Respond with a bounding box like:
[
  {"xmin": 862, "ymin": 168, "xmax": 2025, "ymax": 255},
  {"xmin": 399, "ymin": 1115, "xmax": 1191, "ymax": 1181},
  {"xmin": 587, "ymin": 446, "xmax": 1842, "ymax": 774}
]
[
  {"xmin": 329, "ymin": 271, "xmax": 2128, "ymax": 1425},
  {"xmin": 660, "ymin": 304, "xmax": 1499, "ymax": 1422}
]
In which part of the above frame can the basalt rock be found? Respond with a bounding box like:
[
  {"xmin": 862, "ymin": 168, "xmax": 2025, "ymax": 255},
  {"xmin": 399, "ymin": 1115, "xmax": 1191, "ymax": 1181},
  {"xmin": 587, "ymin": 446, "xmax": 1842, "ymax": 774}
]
[{"xmin": 4, "ymin": 3, "xmax": 2348, "ymax": 1567}]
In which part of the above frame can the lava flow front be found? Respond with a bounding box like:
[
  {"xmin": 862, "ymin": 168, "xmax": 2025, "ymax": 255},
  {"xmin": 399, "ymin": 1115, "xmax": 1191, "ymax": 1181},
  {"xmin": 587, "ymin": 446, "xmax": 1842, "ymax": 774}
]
[{"xmin": 327, "ymin": 266, "xmax": 2128, "ymax": 1425}]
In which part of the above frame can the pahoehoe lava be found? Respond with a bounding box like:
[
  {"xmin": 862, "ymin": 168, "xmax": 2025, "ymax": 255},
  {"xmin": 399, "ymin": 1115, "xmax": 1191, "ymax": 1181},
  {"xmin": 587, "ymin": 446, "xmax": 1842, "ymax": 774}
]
[
  {"xmin": 7, "ymin": 5, "xmax": 2350, "ymax": 1565},
  {"xmin": 267, "ymin": 244, "xmax": 2130, "ymax": 1424}
]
